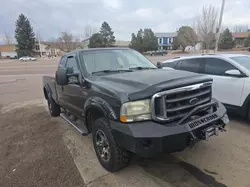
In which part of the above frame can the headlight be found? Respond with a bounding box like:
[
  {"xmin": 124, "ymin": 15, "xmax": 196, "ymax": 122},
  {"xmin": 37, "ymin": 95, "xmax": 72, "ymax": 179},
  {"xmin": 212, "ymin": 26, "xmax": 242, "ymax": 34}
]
[{"xmin": 120, "ymin": 99, "xmax": 151, "ymax": 122}]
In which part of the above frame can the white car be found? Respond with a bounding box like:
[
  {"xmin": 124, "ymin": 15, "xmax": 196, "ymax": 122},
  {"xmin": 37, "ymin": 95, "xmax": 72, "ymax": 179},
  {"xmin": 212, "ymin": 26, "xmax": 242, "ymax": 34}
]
[
  {"xmin": 160, "ymin": 54, "xmax": 250, "ymax": 119},
  {"xmin": 19, "ymin": 56, "xmax": 36, "ymax": 61}
]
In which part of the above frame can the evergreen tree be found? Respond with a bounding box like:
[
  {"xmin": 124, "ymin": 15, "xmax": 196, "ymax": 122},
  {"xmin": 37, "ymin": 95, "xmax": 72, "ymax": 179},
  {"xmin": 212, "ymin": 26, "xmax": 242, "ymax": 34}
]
[
  {"xmin": 142, "ymin": 28, "xmax": 158, "ymax": 52},
  {"xmin": 129, "ymin": 28, "xmax": 158, "ymax": 52},
  {"xmin": 99, "ymin": 21, "xmax": 116, "ymax": 47},
  {"xmin": 89, "ymin": 33, "xmax": 105, "ymax": 48},
  {"xmin": 219, "ymin": 28, "xmax": 234, "ymax": 49},
  {"xmin": 172, "ymin": 37, "xmax": 180, "ymax": 50},
  {"xmin": 15, "ymin": 14, "xmax": 35, "ymax": 57},
  {"xmin": 177, "ymin": 26, "xmax": 197, "ymax": 52}
]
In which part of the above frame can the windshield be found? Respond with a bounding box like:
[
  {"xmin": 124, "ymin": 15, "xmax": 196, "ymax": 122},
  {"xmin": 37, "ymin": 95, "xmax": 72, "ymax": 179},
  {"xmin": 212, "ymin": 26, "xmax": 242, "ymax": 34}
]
[
  {"xmin": 230, "ymin": 56, "xmax": 250, "ymax": 70},
  {"xmin": 80, "ymin": 49, "xmax": 156, "ymax": 74}
]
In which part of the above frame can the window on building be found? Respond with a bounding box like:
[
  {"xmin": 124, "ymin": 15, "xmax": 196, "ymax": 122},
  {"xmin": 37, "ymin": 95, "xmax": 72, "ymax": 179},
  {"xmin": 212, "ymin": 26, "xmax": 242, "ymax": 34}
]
[
  {"xmin": 159, "ymin": 38, "xmax": 162, "ymax": 44},
  {"xmin": 169, "ymin": 37, "xmax": 173, "ymax": 44},
  {"xmin": 51, "ymin": 48, "xmax": 55, "ymax": 55},
  {"xmin": 35, "ymin": 45, "xmax": 40, "ymax": 51}
]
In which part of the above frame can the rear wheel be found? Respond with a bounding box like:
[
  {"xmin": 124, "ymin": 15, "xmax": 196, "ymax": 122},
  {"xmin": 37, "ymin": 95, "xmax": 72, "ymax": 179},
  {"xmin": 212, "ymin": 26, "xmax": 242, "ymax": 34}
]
[
  {"xmin": 247, "ymin": 106, "xmax": 250, "ymax": 121},
  {"xmin": 47, "ymin": 97, "xmax": 61, "ymax": 117},
  {"xmin": 92, "ymin": 117, "xmax": 131, "ymax": 172}
]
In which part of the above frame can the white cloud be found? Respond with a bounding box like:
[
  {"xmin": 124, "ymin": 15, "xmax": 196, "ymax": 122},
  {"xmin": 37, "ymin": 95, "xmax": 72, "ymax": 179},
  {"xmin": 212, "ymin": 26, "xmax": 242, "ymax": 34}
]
[
  {"xmin": 135, "ymin": 8, "xmax": 153, "ymax": 18},
  {"xmin": 103, "ymin": 0, "xmax": 122, "ymax": 9},
  {"xmin": 172, "ymin": 6, "xmax": 196, "ymax": 19},
  {"xmin": 0, "ymin": 0, "xmax": 249, "ymax": 41}
]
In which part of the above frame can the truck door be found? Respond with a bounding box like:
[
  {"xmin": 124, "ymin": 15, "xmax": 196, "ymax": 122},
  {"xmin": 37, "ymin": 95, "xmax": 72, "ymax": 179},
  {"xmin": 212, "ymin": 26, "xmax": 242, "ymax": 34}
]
[
  {"xmin": 56, "ymin": 56, "xmax": 67, "ymax": 108},
  {"xmin": 62, "ymin": 55, "xmax": 86, "ymax": 117}
]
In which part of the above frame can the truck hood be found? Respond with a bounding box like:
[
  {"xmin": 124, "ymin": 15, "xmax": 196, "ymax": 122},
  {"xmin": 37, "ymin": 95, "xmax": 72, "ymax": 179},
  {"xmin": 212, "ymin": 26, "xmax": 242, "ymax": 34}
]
[{"xmin": 93, "ymin": 69, "xmax": 212, "ymax": 101}]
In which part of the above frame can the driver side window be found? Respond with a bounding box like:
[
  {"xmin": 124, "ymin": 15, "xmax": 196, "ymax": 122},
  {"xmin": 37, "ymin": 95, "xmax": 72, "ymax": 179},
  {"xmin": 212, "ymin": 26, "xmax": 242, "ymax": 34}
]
[{"xmin": 66, "ymin": 56, "xmax": 80, "ymax": 84}]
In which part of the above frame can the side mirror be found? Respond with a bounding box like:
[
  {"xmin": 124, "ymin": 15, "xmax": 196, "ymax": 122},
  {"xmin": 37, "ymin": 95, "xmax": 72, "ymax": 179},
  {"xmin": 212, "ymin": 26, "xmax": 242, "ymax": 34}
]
[
  {"xmin": 56, "ymin": 68, "xmax": 68, "ymax": 85},
  {"xmin": 156, "ymin": 61, "xmax": 163, "ymax": 68},
  {"xmin": 225, "ymin": 69, "xmax": 243, "ymax": 77}
]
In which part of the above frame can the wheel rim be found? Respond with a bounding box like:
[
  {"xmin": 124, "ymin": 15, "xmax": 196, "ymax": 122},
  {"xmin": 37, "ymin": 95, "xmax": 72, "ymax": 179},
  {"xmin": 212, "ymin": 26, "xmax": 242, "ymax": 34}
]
[
  {"xmin": 95, "ymin": 129, "xmax": 110, "ymax": 161},
  {"xmin": 48, "ymin": 101, "xmax": 52, "ymax": 113}
]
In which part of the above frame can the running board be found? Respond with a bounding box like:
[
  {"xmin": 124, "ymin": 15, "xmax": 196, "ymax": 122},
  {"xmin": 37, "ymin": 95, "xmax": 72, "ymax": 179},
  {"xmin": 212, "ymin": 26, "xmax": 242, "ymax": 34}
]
[{"xmin": 60, "ymin": 113, "xmax": 89, "ymax": 136}]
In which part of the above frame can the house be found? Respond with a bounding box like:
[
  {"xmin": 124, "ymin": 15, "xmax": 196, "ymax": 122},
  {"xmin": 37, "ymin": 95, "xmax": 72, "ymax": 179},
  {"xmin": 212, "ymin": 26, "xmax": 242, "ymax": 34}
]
[
  {"xmin": 0, "ymin": 42, "xmax": 63, "ymax": 58},
  {"xmin": 155, "ymin": 32, "xmax": 177, "ymax": 50},
  {"xmin": 232, "ymin": 32, "xmax": 250, "ymax": 46},
  {"xmin": 0, "ymin": 44, "xmax": 17, "ymax": 58},
  {"xmin": 114, "ymin": 40, "xmax": 130, "ymax": 47},
  {"xmin": 82, "ymin": 38, "xmax": 90, "ymax": 48},
  {"xmin": 33, "ymin": 42, "xmax": 63, "ymax": 56}
]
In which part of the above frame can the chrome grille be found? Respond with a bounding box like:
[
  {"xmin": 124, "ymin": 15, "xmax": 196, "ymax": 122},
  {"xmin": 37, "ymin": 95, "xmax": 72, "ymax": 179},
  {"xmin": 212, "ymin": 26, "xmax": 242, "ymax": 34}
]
[{"xmin": 152, "ymin": 82, "xmax": 212, "ymax": 122}]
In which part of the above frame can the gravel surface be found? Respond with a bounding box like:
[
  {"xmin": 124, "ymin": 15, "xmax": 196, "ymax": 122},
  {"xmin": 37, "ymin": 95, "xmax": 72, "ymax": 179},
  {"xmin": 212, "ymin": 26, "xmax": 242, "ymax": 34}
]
[{"xmin": 0, "ymin": 106, "xmax": 85, "ymax": 187}]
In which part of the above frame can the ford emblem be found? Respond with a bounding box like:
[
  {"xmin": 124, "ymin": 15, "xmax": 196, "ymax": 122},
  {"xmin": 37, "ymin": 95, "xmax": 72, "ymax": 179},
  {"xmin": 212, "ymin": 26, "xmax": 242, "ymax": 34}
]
[{"xmin": 189, "ymin": 98, "xmax": 199, "ymax": 105}]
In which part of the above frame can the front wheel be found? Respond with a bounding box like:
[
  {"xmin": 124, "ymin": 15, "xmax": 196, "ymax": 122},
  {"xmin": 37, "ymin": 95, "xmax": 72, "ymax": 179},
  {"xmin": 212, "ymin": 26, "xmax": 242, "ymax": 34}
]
[{"xmin": 92, "ymin": 117, "xmax": 131, "ymax": 172}]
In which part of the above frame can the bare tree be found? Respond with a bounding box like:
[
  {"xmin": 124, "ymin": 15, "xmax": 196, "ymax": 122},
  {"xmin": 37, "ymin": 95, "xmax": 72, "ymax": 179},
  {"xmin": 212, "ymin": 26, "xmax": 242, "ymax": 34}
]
[
  {"xmin": 233, "ymin": 25, "xmax": 248, "ymax": 32},
  {"xmin": 84, "ymin": 24, "xmax": 96, "ymax": 38},
  {"xmin": 56, "ymin": 32, "xmax": 81, "ymax": 52},
  {"xmin": 3, "ymin": 32, "xmax": 13, "ymax": 44},
  {"xmin": 197, "ymin": 5, "xmax": 218, "ymax": 51}
]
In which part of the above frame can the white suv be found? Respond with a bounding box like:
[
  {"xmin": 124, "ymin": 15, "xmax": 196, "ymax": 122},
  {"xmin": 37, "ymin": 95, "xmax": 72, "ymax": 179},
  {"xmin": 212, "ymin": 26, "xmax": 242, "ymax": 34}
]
[{"xmin": 160, "ymin": 54, "xmax": 250, "ymax": 119}]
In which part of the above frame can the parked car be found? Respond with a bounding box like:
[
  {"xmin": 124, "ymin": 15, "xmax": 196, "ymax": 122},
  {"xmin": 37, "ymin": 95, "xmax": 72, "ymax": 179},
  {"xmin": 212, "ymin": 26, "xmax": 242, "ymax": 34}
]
[
  {"xmin": 10, "ymin": 56, "xmax": 18, "ymax": 59},
  {"xmin": 43, "ymin": 48, "xmax": 228, "ymax": 172},
  {"xmin": 19, "ymin": 56, "xmax": 36, "ymax": 61},
  {"xmin": 160, "ymin": 54, "xmax": 250, "ymax": 119},
  {"xmin": 146, "ymin": 49, "xmax": 168, "ymax": 56}
]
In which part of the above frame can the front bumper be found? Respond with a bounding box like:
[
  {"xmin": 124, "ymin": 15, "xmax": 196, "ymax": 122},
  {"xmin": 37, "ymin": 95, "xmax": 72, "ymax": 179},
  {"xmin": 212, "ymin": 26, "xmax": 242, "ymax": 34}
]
[{"xmin": 110, "ymin": 99, "xmax": 228, "ymax": 157}]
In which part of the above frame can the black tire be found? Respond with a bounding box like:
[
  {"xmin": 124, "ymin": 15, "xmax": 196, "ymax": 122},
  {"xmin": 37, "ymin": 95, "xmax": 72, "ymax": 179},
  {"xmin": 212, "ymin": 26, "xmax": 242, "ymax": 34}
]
[
  {"xmin": 92, "ymin": 117, "xmax": 131, "ymax": 172},
  {"xmin": 47, "ymin": 97, "xmax": 61, "ymax": 117},
  {"xmin": 247, "ymin": 106, "xmax": 250, "ymax": 121}
]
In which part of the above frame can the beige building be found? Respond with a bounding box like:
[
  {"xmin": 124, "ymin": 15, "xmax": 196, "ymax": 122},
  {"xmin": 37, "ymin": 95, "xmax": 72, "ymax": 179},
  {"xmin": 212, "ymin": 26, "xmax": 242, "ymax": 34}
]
[{"xmin": 33, "ymin": 42, "xmax": 63, "ymax": 56}]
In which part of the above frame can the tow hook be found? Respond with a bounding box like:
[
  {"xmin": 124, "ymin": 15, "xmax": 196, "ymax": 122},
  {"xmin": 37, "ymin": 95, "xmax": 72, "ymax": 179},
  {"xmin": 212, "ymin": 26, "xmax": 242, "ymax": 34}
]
[
  {"xmin": 189, "ymin": 137, "xmax": 199, "ymax": 148},
  {"xmin": 200, "ymin": 125, "xmax": 225, "ymax": 141}
]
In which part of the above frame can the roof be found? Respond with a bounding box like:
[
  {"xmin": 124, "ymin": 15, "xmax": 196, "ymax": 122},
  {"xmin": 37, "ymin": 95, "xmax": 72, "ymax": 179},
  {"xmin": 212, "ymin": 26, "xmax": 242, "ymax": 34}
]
[
  {"xmin": 163, "ymin": 53, "xmax": 249, "ymax": 63},
  {"xmin": 114, "ymin": 40, "xmax": 130, "ymax": 46},
  {"xmin": 40, "ymin": 41, "xmax": 84, "ymax": 49},
  {"xmin": 41, "ymin": 42, "xmax": 58, "ymax": 48},
  {"xmin": 232, "ymin": 32, "xmax": 250, "ymax": 39},
  {"xmin": 0, "ymin": 44, "xmax": 16, "ymax": 52},
  {"xmin": 65, "ymin": 47, "xmax": 131, "ymax": 55},
  {"xmin": 155, "ymin": 32, "xmax": 177, "ymax": 38},
  {"xmin": 82, "ymin": 37, "xmax": 90, "ymax": 42}
]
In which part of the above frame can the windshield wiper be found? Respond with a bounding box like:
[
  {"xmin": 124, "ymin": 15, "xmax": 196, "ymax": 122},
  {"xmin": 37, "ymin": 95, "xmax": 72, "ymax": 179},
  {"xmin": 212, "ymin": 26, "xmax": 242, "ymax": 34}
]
[
  {"xmin": 129, "ymin": 67, "xmax": 156, "ymax": 70},
  {"xmin": 92, "ymin": 69, "xmax": 133, "ymax": 74}
]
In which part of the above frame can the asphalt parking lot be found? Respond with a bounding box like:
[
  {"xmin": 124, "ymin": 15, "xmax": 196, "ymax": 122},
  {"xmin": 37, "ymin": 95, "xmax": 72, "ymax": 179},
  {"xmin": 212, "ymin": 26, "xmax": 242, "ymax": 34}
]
[{"xmin": 1, "ymin": 56, "xmax": 250, "ymax": 187}]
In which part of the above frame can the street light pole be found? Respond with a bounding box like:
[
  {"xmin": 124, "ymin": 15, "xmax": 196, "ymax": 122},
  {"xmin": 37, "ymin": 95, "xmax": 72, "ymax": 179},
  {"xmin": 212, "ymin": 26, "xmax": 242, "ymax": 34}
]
[
  {"xmin": 215, "ymin": 0, "xmax": 226, "ymax": 53},
  {"xmin": 37, "ymin": 33, "xmax": 42, "ymax": 58}
]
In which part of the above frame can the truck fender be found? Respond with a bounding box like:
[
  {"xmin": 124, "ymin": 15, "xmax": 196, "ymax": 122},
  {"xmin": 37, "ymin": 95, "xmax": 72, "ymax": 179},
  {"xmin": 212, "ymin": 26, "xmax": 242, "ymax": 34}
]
[
  {"xmin": 83, "ymin": 97, "xmax": 118, "ymax": 120},
  {"xmin": 43, "ymin": 84, "xmax": 52, "ymax": 100}
]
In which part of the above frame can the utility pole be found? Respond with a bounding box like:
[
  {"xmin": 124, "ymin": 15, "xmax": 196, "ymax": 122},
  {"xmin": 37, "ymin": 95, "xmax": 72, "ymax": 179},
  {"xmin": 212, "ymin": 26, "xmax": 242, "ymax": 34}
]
[
  {"xmin": 215, "ymin": 0, "xmax": 226, "ymax": 52},
  {"xmin": 37, "ymin": 33, "xmax": 42, "ymax": 58}
]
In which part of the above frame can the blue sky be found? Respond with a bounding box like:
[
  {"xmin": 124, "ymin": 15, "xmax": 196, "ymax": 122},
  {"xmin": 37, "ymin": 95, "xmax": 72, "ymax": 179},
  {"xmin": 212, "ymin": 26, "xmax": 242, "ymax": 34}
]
[{"xmin": 0, "ymin": 0, "xmax": 249, "ymax": 42}]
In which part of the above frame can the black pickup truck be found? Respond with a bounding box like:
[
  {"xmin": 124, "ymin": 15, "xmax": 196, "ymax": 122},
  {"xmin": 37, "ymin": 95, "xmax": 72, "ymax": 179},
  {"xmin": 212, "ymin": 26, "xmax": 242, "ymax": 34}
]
[{"xmin": 43, "ymin": 48, "xmax": 229, "ymax": 172}]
